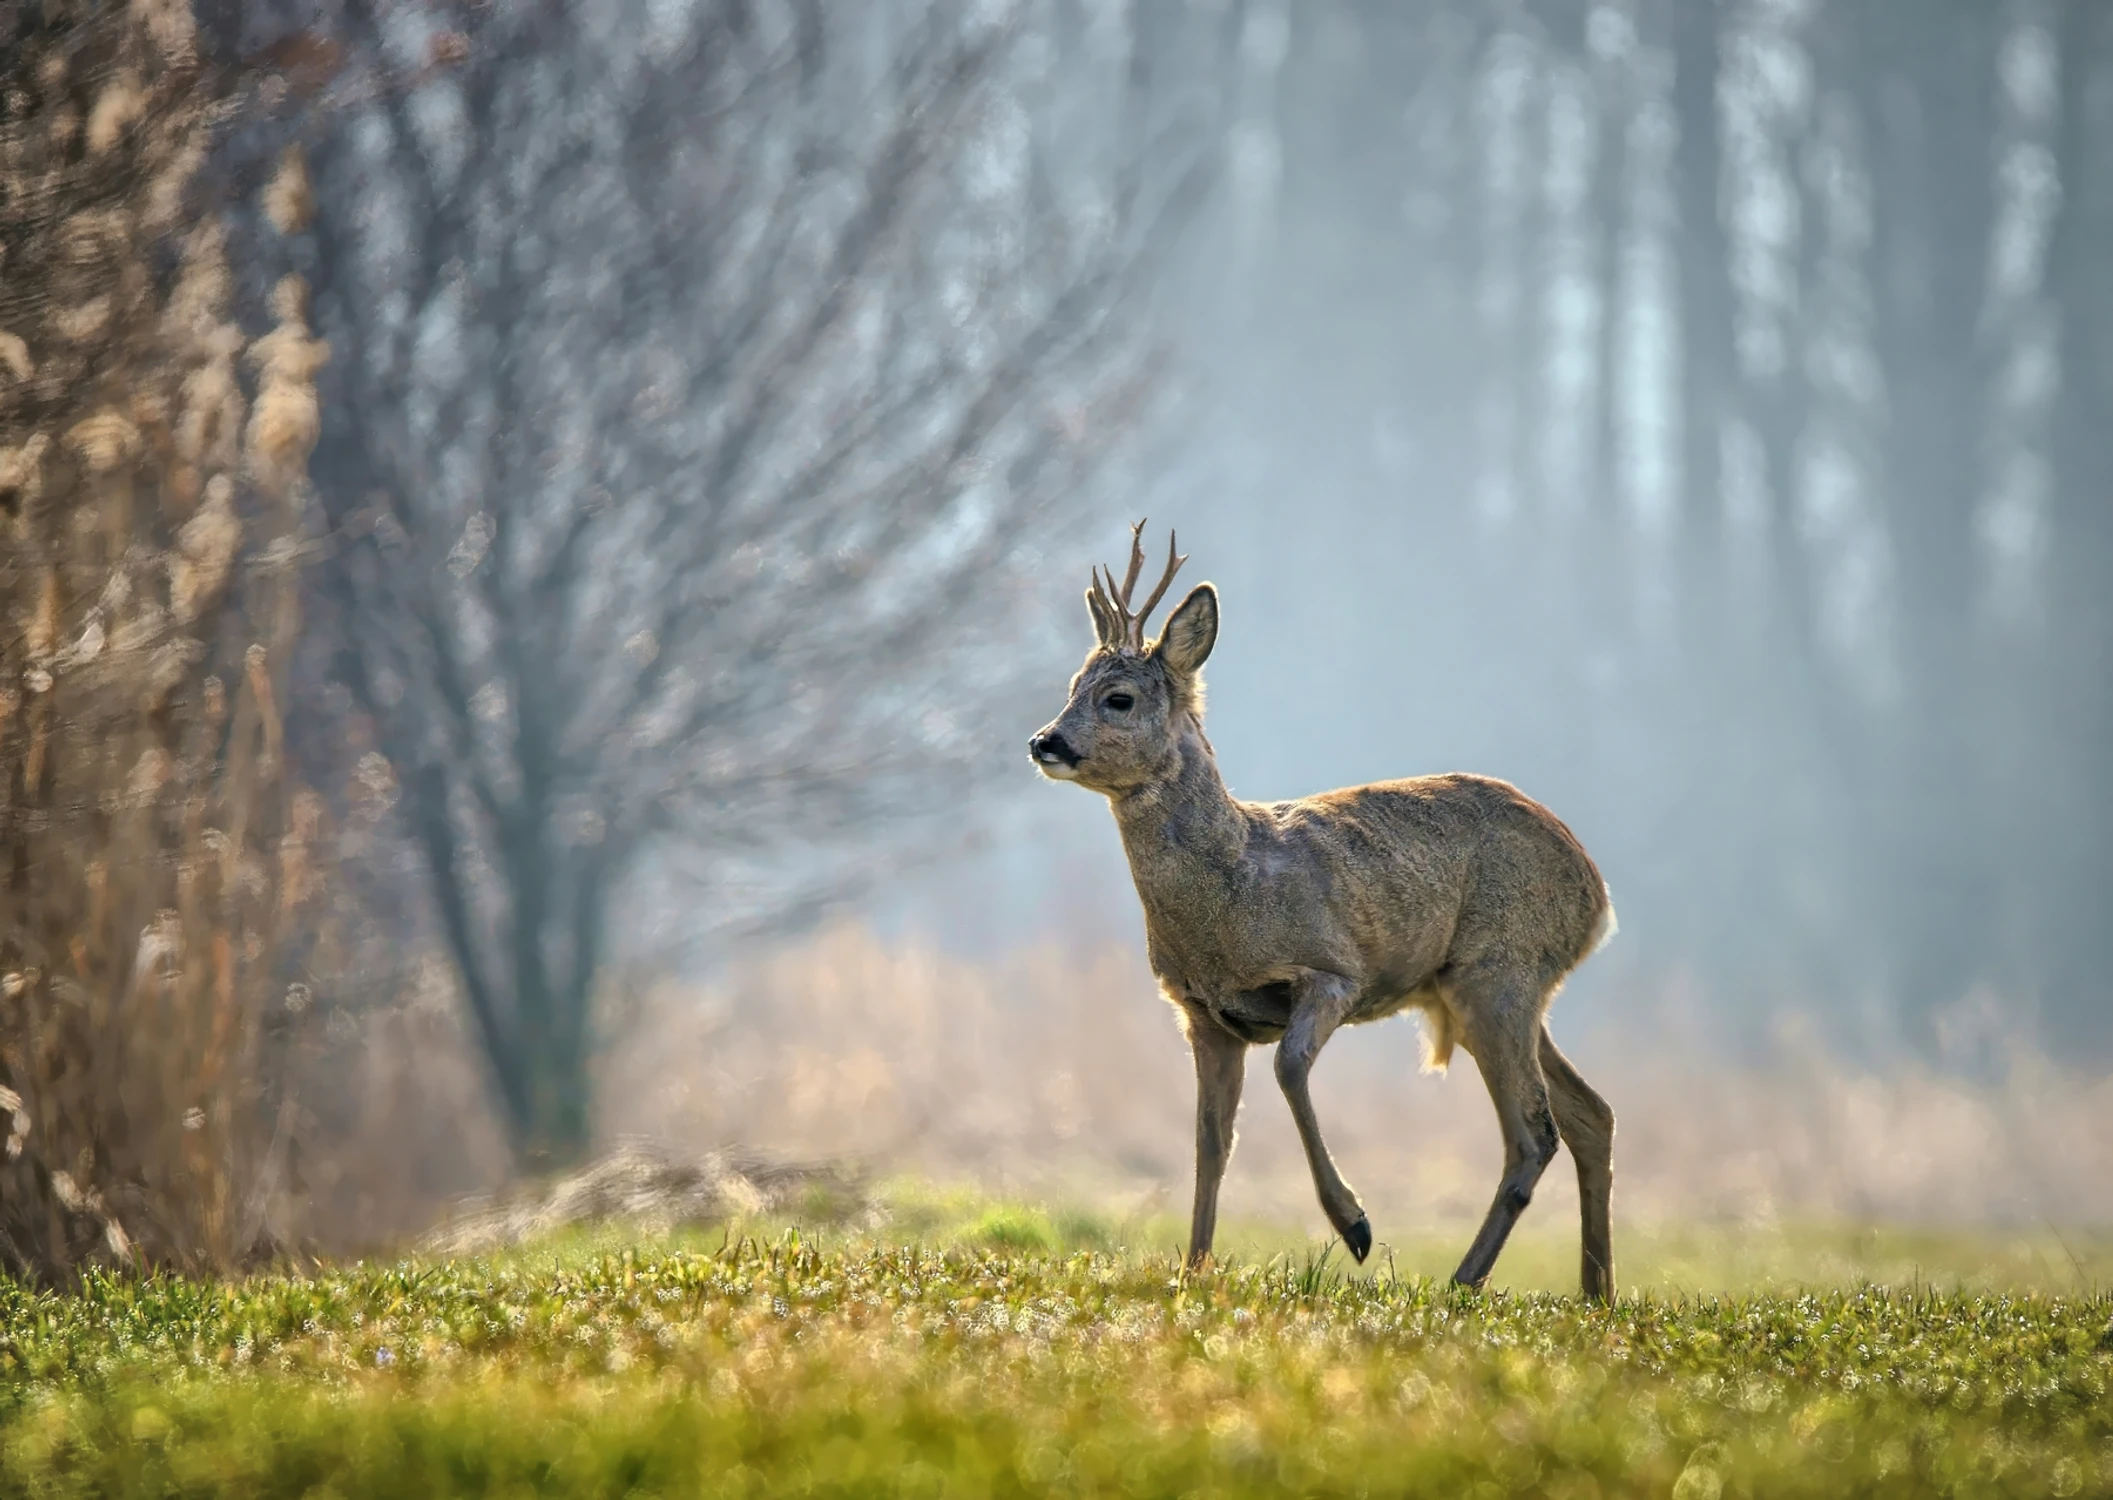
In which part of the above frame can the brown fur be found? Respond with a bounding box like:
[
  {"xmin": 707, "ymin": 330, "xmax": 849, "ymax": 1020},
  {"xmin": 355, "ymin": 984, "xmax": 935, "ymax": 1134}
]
[{"xmin": 1030, "ymin": 540, "xmax": 1619, "ymax": 1300}]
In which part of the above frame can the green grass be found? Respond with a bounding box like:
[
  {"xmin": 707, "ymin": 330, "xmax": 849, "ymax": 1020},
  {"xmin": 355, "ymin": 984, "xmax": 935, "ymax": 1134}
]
[
  {"xmin": 2, "ymin": 1206, "xmax": 2110, "ymax": 1497},
  {"xmin": 870, "ymin": 1178, "xmax": 2113, "ymax": 1296}
]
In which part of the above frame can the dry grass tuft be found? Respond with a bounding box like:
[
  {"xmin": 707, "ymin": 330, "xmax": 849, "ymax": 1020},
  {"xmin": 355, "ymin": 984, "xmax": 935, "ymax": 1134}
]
[
  {"xmin": 261, "ymin": 145, "xmax": 314, "ymax": 235},
  {"xmin": 422, "ymin": 1141, "xmax": 862, "ymax": 1255},
  {"xmin": 0, "ymin": 330, "xmax": 33, "ymax": 383},
  {"xmin": 243, "ymin": 277, "xmax": 328, "ymax": 499},
  {"xmin": 83, "ymin": 67, "xmax": 144, "ymax": 153},
  {"xmin": 169, "ymin": 475, "xmax": 241, "ymax": 622}
]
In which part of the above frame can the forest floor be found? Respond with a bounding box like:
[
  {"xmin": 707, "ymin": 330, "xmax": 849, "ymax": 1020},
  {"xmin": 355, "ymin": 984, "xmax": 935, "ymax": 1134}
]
[{"xmin": 2, "ymin": 1187, "xmax": 2110, "ymax": 1497}]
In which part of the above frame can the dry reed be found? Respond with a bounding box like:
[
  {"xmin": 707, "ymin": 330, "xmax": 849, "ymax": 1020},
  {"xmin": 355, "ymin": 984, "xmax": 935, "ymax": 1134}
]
[{"xmin": 0, "ymin": 6, "xmax": 333, "ymax": 1280}]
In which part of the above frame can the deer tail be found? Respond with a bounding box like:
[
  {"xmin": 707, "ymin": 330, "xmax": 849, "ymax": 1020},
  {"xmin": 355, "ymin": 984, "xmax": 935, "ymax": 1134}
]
[{"xmin": 1418, "ymin": 1003, "xmax": 1458, "ymax": 1074}]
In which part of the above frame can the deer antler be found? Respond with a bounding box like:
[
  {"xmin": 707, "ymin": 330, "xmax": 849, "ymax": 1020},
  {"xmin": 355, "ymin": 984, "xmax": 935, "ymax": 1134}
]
[{"xmin": 1090, "ymin": 519, "xmax": 1187, "ymax": 652}]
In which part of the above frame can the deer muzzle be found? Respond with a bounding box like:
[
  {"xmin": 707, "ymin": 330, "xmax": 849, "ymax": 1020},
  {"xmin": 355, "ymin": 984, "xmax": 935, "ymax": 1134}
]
[{"xmin": 1028, "ymin": 730, "xmax": 1082, "ymax": 777}]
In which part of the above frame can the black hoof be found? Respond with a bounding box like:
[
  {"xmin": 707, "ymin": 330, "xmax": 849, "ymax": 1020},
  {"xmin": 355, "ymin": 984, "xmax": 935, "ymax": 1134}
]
[{"xmin": 1342, "ymin": 1217, "xmax": 1372, "ymax": 1264}]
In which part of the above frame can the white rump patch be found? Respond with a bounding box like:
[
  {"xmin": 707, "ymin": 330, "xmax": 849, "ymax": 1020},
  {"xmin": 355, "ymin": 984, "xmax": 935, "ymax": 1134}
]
[{"xmin": 1589, "ymin": 889, "xmax": 1620, "ymax": 955}]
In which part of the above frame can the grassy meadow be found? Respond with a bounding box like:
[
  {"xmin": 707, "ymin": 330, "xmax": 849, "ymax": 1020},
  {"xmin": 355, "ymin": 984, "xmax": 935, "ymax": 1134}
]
[{"xmin": 3, "ymin": 1190, "xmax": 2110, "ymax": 1498}]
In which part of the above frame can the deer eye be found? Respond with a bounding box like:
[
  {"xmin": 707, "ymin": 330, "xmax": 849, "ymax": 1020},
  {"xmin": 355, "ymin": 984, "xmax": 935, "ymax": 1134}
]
[{"xmin": 1104, "ymin": 692, "xmax": 1135, "ymax": 712}]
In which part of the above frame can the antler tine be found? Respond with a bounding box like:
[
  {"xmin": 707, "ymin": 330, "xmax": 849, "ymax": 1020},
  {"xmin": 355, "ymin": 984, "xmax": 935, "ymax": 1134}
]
[
  {"xmin": 1130, "ymin": 528, "xmax": 1187, "ymax": 644},
  {"xmin": 1094, "ymin": 564, "xmax": 1121, "ymax": 614},
  {"xmin": 1088, "ymin": 522, "xmax": 1188, "ymax": 651},
  {"xmin": 1116, "ymin": 518, "xmax": 1148, "ymax": 606},
  {"xmin": 1088, "ymin": 564, "xmax": 1124, "ymax": 645}
]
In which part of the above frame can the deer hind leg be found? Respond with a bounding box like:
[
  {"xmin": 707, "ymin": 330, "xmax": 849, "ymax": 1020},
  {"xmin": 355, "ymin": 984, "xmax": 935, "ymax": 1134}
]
[
  {"xmin": 1539, "ymin": 1025, "xmax": 1616, "ymax": 1302},
  {"xmin": 1449, "ymin": 976, "xmax": 1560, "ymax": 1291},
  {"xmin": 1273, "ymin": 972, "xmax": 1370, "ymax": 1261},
  {"xmin": 1182, "ymin": 1005, "xmax": 1248, "ymax": 1270}
]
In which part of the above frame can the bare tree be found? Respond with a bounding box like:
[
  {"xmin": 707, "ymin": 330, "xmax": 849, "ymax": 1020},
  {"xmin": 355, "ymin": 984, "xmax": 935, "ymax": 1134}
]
[{"xmin": 304, "ymin": 0, "xmax": 1192, "ymax": 1165}]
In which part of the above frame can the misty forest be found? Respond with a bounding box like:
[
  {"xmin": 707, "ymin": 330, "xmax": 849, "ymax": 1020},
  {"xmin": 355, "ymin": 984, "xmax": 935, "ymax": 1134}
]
[
  {"xmin": 7, "ymin": 0, "xmax": 2113, "ymax": 1271},
  {"xmin": 3, "ymin": 0, "xmax": 2113, "ymax": 1359},
  {"xmin": 7, "ymin": 1, "xmax": 2113, "ymax": 1494}
]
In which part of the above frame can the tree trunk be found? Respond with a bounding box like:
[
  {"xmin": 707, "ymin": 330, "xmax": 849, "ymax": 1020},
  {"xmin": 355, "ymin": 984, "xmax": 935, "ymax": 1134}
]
[
  {"xmin": 498, "ymin": 800, "xmax": 597, "ymax": 1172},
  {"xmin": 1670, "ymin": 0, "xmax": 1732, "ymax": 636},
  {"xmin": 1664, "ymin": 0, "xmax": 1764, "ymax": 981},
  {"xmin": 2044, "ymin": 0, "xmax": 2113, "ymax": 1042},
  {"xmin": 1853, "ymin": 0, "xmax": 2000, "ymax": 1025}
]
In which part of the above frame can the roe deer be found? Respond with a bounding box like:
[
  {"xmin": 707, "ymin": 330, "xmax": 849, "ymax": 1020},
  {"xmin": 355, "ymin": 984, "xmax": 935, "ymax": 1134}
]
[{"xmin": 1028, "ymin": 524, "xmax": 1619, "ymax": 1300}]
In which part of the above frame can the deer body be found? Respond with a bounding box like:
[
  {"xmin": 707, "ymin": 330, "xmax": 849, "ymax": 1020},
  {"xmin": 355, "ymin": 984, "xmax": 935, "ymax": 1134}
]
[
  {"xmin": 1118, "ymin": 753, "xmax": 1608, "ymax": 1052},
  {"xmin": 1032, "ymin": 526, "xmax": 1619, "ymax": 1300}
]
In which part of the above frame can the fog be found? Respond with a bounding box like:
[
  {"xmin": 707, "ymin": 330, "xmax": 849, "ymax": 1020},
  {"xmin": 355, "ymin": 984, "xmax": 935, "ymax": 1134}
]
[
  {"xmin": 872, "ymin": 0, "xmax": 2113, "ymax": 1070},
  {"xmin": 6, "ymin": 0, "xmax": 2111, "ymax": 1276}
]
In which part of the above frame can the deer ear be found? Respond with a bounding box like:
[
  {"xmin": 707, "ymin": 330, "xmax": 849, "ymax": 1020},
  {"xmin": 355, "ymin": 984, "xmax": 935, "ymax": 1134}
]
[
  {"xmin": 1085, "ymin": 585, "xmax": 1119, "ymax": 647},
  {"xmin": 1153, "ymin": 583, "xmax": 1217, "ymax": 674}
]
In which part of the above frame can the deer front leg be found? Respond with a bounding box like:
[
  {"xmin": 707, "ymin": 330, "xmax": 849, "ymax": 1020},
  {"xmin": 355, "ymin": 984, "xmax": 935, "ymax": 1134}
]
[
  {"xmin": 1183, "ymin": 1005, "xmax": 1247, "ymax": 1269},
  {"xmin": 1274, "ymin": 971, "xmax": 1369, "ymax": 1261}
]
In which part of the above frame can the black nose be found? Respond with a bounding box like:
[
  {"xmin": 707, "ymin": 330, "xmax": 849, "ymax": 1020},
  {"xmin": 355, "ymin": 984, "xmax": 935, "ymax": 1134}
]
[{"xmin": 1029, "ymin": 731, "xmax": 1080, "ymax": 767}]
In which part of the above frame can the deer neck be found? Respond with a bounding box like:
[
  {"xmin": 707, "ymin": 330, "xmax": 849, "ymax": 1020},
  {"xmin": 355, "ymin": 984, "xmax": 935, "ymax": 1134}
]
[{"xmin": 1109, "ymin": 723, "xmax": 1246, "ymax": 900}]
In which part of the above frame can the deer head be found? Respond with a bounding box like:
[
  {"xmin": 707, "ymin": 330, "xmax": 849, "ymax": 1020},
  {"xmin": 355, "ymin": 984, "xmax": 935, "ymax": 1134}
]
[{"xmin": 1029, "ymin": 521, "xmax": 1218, "ymax": 793}]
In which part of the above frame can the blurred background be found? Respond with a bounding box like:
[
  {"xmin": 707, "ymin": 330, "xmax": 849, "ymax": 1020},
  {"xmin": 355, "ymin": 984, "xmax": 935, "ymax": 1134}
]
[{"xmin": 3, "ymin": 0, "xmax": 2110, "ymax": 1281}]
